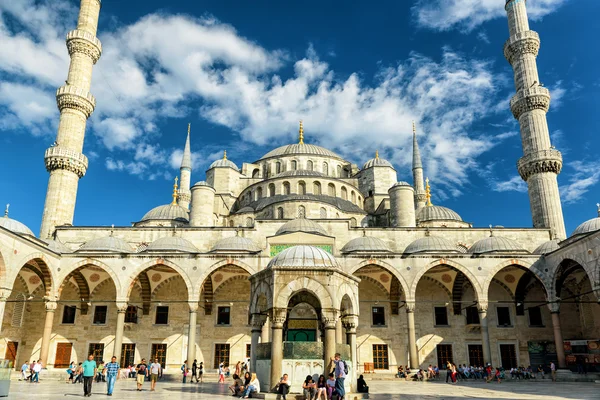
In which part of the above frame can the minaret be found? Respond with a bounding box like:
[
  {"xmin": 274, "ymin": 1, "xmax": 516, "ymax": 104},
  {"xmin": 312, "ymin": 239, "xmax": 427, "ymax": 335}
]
[
  {"xmin": 39, "ymin": 0, "xmax": 102, "ymax": 239},
  {"xmin": 178, "ymin": 123, "xmax": 192, "ymax": 210},
  {"xmin": 412, "ymin": 122, "xmax": 426, "ymax": 210},
  {"xmin": 504, "ymin": 0, "xmax": 566, "ymax": 239}
]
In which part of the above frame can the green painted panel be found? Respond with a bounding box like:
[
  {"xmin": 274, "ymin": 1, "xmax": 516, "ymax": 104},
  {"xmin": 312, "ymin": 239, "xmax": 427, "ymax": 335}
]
[{"xmin": 270, "ymin": 244, "xmax": 332, "ymax": 257}]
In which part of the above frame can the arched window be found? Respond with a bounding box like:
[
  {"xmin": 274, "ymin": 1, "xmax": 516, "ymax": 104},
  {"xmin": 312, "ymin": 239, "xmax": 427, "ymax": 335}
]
[
  {"xmin": 298, "ymin": 181, "xmax": 306, "ymax": 195},
  {"xmin": 277, "ymin": 207, "xmax": 284, "ymax": 219},
  {"xmin": 336, "ymin": 165, "xmax": 342, "ymax": 177},
  {"xmin": 328, "ymin": 183, "xmax": 336, "ymax": 197},
  {"xmin": 268, "ymin": 183, "xmax": 275, "ymax": 197},
  {"xmin": 351, "ymin": 191, "xmax": 356, "ymax": 204},
  {"xmin": 252, "ymin": 169, "xmax": 260, "ymax": 178},
  {"xmin": 313, "ymin": 181, "xmax": 321, "ymax": 195},
  {"xmin": 229, "ymin": 220, "xmax": 234, "ymax": 227},
  {"xmin": 323, "ymin": 162, "xmax": 329, "ymax": 175},
  {"xmin": 263, "ymin": 163, "xmax": 268, "ymax": 178},
  {"xmin": 320, "ymin": 207, "xmax": 327, "ymax": 219},
  {"xmin": 256, "ymin": 187, "xmax": 263, "ymax": 200},
  {"xmin": 297, "ymin": 205, "xmax": 306, "ymax": 219},
  {"xmin": 275, "ymin": 161, "xmax": 282, "ymax": 174},
  {"xmin": 350, "ymin": 217, "xmax": 357, "ymax": 227},
  {"xmin": 291, "ymin": 160, "xmax": 297, "ymax": 170},
  {"xmin": 341, "ymin": 186, "xmax": 348, "ymax": 200},
  {"xmin": 245, "ymin": 217, "xmax": 254, "ymax": 227},
  {"xmin": 283, "ymin": 182, "xmax": 291, "ymax": 195},
  {"xmin": 307, "ymin": 160, "xmax": 313, "ymax": 171},
  {"xmin": 11, "ymin": 293, "xmax": 25, "ymax": 327}
]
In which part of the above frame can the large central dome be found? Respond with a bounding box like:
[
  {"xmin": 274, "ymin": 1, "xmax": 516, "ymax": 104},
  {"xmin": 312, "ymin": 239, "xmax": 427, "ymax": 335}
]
[{"xmin": 258, "ymin": 143, "xmax": 344, "ymax": 161}]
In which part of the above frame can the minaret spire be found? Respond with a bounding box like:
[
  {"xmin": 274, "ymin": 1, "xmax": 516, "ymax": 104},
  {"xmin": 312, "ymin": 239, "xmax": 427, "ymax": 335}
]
[
  {"xmin": 39, "ymin": 0, "xmax": 102, "ymax": 239},
  {"xmin": 178, "ymin": 123, "xmax": 192, "ymax": 210},
  {"xmin": 505, "ymin": 0, "xmax": 566, "ymax": 239},
  {"xmin": 412, "ymin": 121, "xmax": 426, "ymax": 210},
  {"xmin": 298, "ymin": 120, "xmax": 304, "ymax": 144}
]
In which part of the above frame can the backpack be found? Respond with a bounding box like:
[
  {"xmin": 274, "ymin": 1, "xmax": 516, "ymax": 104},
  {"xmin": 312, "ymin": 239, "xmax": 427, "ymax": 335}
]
[{"xmin": 342, "ymin": 360, "xmax": 349, "ymax": 375}]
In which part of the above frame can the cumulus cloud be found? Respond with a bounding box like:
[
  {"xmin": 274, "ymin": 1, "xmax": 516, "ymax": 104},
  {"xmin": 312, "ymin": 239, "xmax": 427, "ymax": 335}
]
[
  {"xmin": 493, "ymin": 175, "xmax": 528, "ymax": 193},
  {"xmin": 412, "ymin": 0, "xmax": 567, "ymax": 32},
  {"xmin": 560, "ymin": 161, "xmax": 600, "ymax": 204}
]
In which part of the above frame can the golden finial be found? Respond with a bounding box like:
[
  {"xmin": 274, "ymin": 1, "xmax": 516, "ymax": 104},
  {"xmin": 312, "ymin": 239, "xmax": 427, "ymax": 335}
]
[
  {"xmin": 171, "ymin": 177, "xmax": 179, "ymax": 205},
  {"xmin": 187, "ymin": 123, "xmax": 191, "ymax": 135},
  {"xmin": 412, "ymin": 121, "xmax": 416, "ymax": 134},
  {"xmin": 375, "ymin": 150, "xmax": 379, "ymax": 159},
  {"xmin": 425, "ymin": 177, "xmax": 432, "ymax": 206},
  {"xmin": 298, "ymin": 120, "xmax": 304, "ymax": 144},
  {"xmin": 223, "ymin": 150, "xmax": 227, "ymax": 160}
]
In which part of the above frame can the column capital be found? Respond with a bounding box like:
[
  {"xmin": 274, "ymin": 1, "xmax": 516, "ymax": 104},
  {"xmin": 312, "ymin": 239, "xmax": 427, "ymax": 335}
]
[
  {"xmin": 405, "ymin": 301, "xmax": 416, "ymax": 313},
  {"xmin": 321, "ymin": 308, "xmax": 339, "ymax": 329},
  {"xmin": 115, "ymin": 302, "xmax": 128, "ymax": 313},
  {"xmin": 477, "ymin": 301, "xmax": 489, "ymax": 313},
  {"xmin": 45, "ymin": 300, "xmax": 58, "ymax": 311},
  {"xmin": 251, "ymin": 313, "xmax": 267, "ymax": 331},
  {"xmin": 341, "ymin": 315, "xmax": 358, "ymax": 333},
  {"xmin": 270, "ymin": 308, "xmax": 287, "ymax": 328},
  {"xmin": 547, "ymin": 300, "xmax": 560, "ymax": 314},
  {"xmin": 188, "ymin": 302, "xmax": 199, "ymax": 313}
]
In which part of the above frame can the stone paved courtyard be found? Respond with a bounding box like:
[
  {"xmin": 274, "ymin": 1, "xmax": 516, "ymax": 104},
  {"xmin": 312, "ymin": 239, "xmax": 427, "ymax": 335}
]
[{"xmin": 4, "ymin": 379, "xmax": 599, "ymax": 400}]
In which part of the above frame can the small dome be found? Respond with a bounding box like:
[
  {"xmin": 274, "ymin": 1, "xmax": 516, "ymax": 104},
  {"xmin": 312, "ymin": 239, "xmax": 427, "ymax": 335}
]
[
  {"xmin": 391, "ymin": 181, "xmax": 411, "ymax": 188},
  {"xmin": 276, "ymin": 218, "xmax": 328, "ymax": 236},
  {"xmin": 141, "ymin": 204, "xmax": 189, "ymax": 223},
  {"xmin": 209, "ymin": 156, "xmax": 239, "ymax": 172},
  {"xmin": 192, "ymin": 181, "xmax": 213, "ymax": 188},
  {"xmin": 211, "ymin": 236, "xmax": 261, "ymax": 253},
  {"xmin": 267, "ymin": 245, "xmax": 339, "ymax": 268},
  {"xmin": 146, "ymin": 236, "xmax": 198, "ymax": 252},
  {"xmin": 78, "ymin": 236, "xmax": 133, "ymax": 253},
  {"xmin": 469, "ymin": 235, "xmax": 527, "ymax": 254},
  {"xmin": 417, "ymin": 205, "xmax": 463, "ymax": 222},
  {"xmin": 404, "ymin": 236, "xmax": 459, "ymax": 254},
  {"xmin": 259, "ymin": 143, "xmax": 343, "ymax": 161},
  {"xmin": 533, "ymin": 239, "xmax": 560, "ymax": 255},
  {"xmin": 363, "ymin": 155, "xmax": 394, "ymax": 169},
  {"xmin": 45, "ymin": 239, "xmax": 71, "ymax": 254},
  {"xmin": 273, "ymin": 170, "xmax": 326, "ymax": 178},
  {"xmin": 572, "ymin": 217, "xmax": 600, "ymax": 236},
  {"xmin": 341, "ymin": 236, "xmax": 392, "ymax": 253},
  {"xmin": 0, "ymin": 211, "xmax": 34, "ymax": 236}
]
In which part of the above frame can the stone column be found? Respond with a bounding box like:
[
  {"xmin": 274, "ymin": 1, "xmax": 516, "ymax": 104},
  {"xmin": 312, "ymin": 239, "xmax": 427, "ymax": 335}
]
[
  {"xmin": 261, "ymin": 316, "xmax": 270, "ymax": 343},
  {"xmin": 322, "ymin": 309, "xmax": 339, "ymax": 372},
  {"xmin": 186, "ymin": 303, "xmax": 198, "ymax": 370},
  {"xmin": 342, "ymin": 315, "xmax": 358, "ymax": 392},
  {"xmin": 406, "ymin": 302, "xmax": 419, "ymax": 369},
  {"xmin": 0, "ymin": 293, "xmax": 7, "ymax": 334},
  {"xmin": 478, "ymin": 302, "xmax": 492, "ymax": 365},
  {"xmin": 39, "ymin": 301, "xmax": 57, "ymax": 367},
  {"xmin": 548, "ymin": 302, "xmax": 566, "ymax": 368},
  {"xmin": 250, "ymin": 314, "xmax": 266, "ymax": 373},
  {"xmin": 270, "ymin": 308, "xmax": 286, "ymax": 392},
  {"xmin": 336, "ymin": 318, "xmax": 344, "ymax": 344},
  {"xmin": 113, "ymin": 303, "xmax": 127, "ymax": 363}
]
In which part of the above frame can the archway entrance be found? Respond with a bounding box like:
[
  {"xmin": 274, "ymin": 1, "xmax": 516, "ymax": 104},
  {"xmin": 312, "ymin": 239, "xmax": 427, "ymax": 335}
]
[{"xmin": 286, "ymin": 294, "xmax": 320, "ymax": 342}]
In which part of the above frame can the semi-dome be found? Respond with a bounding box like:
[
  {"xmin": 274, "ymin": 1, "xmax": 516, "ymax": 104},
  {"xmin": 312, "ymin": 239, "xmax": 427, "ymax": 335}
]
[
  {"xmin": 140, "ymin": 204, "xmax": 189, "ymax": 223},
  {"xmin": 210, "ymin": 236, "xmax": 261, "ymax": 253},
  {"xmin": 267, "ymin": 245, "xmax": 339, "ymax": 268},
  {"xmin": 45, "ymin": 239, "xmax": 71, "ymax": 254},
  {"xmin": 0, "ymin": 211, "xmax": 34, "ymax": 236},
  {"xmin": 363, "ymin": 152, "xmax": 394, "ymax": 169},
  {"xmin": 78, "ymin": 236, "xmax": 133, "ymax": 253},
  {"xmin": 572, "ymin": 217, "xmax": 600, "ymax": 236},
  {"xmin": 533, "ymin": 239, "xmax": 560, "ymax": 255},
  {"xmin": 275, "ymin": 218, "xmax": 328, "ymax": 236},
  {"xmin": 209, "ymin": 158, "xmax": 239, "ymax": 171},
  {"xmin": 273, "ymin": 170, "xmax": 326, "ymax": 178},
  {"xmin": 404, "ymin": 235, "xmax": 459, "ymax": 254},
  {"xmin": 341, "ymin": 236, "xmax": 392, "ymax": 253},
  {"xmin": 259, "ymin": 143, "xmax": 343, "ymax": 161},
  {"xmin": 146, "ymin": 236, "xmax": 199, "ymax": 252},
  {"xmin": 237, "ymin": 206, "xmax": 254, "ymax": 214},
  {"xmin": 469, "ymin": 235, "xmax": 527, "ymax": 254},
  {"xmin": 417, "ymin": 205, "xmax": 462, "ymax": 222}
]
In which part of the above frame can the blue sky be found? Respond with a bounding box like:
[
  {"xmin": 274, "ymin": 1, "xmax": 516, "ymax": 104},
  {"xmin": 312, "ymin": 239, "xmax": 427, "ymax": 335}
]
[{"xmin": 1, "ymin": 0, "xmax": 599, "ymax": 235}]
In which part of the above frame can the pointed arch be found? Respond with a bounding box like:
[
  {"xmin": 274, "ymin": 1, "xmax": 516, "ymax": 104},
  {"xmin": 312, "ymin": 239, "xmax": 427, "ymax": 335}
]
[
  {"xmin": 482, "ymin": 259, "xmax": 549, "ymax": 299},
  {"xmin": 61, "ymin": 259, "xmax": 122, "ymax": 300},
  {"xmin": 349, "ymin": 259, "xmax": 410, "ymax": 298},
  {"xmin": 124, "ymin": 259, "xmax": 193, "ymax": 302},
  {"xmin": 194, "ymin": 259, "xmax": 255, "ymax": 302},
  {"xmin": 275, "ymin": 276, "xmax": 334, "ymax": 309},
  {"xmin": 409, "ymin": 259, "xmax": 482, "ymax": 302},
  {"xmin": 12, "ymin": 253, "xmax": 55, "ymax": 297}
]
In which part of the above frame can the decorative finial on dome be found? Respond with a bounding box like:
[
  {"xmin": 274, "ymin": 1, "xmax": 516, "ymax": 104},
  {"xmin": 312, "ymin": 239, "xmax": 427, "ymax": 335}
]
[
  {"xmin": 412, "ymin": 120, "xmax": 416, "ymax": 134},
  {"xmin": 425, "ymin": 178, "xmax": 432, "ymax": 206},
  {"xmin": 425, "ymin": 227, "xmax": 430, "ymax": 237},
  {"xmin": 110, "ymin": 224, "xmax": 114, "ymax": 236},
  {"xmin": 362, "ymin": 228, "xmax": 367, "ymax": 237},
  {"xmin": 223, "ymin": 150, "xmax": 227, "ymax": 160},
  {"xmin": 375, "ymin": 150, "xmax": 379, "ymax": 159},
  {"xmin": 4, "ymin": 204, "xmax": 8, "ymax": 217},
  {"xmin": 489, "ymin": 224, "xmax": 494, "ymax": 237},
  {"xmin": 597, "ymin": 203, "xmax": 600, "ymax": 217},
  {"xmin": 298, "ymin": 120, "xmax": 304, "ymax": 144},
  {"xmin": 171, "ymin": 177, "xmax": 179, "ymax": 205}
]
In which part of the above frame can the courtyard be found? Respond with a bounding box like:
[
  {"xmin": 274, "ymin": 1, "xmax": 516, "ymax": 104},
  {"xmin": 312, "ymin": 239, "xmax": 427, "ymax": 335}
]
[{"xmin": 4, "ymin": 379, "xmax": 598, "ymax": 400}]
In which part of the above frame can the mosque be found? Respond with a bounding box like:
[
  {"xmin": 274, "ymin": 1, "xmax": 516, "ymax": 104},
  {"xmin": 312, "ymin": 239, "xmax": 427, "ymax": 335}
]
[{"xmin": 0, "ymin": 0, "xmax": 598, "ymax": 390}]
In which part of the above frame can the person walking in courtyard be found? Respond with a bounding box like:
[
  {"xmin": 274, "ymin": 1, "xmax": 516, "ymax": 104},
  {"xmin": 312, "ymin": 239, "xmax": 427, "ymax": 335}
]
[
  {"xmin": 135, "ymin": 358, "xmax": 148, "ymax": 391},
  {"xmin": 32, "ymin": 360, "xmax": 42, "ymax": 383},
  {"xmin": 20, "ymin": 361, "xmax": 28, "ymax": 381},
  {"xmin": 82, "ymin": 354, "xmax": 97, "ymax": 397},
  {"xmin": 105, "ymin": 356, "xmax": 119, "ymax": 396},
  {"xmin": 550, "ymin": 361, "xmax": 556, "ymax": 382},
  {"xmin": 332, "ymin": 353, "xmax": 346, "ymax": 400},
  {"xmin": 191, "ymin": 359, "xmax": 198, "ymax": 383},
  {"xmin": 235, "ymin": 361, "xmax": 241, "ymax": 377},
  {"xmin": 218, "ymin": 362, "xmax": 225, "ymax": 383},
  {"xmin": 149, "ymin": 358, "xmax": 162, "ymax": 391},
  {"xmin": 198, "ymin": 361, "xmax": 204, "ymax": 383},
  {"xmin": 181, "ymin": 360, "xmax": 188, "ymax": 383}
]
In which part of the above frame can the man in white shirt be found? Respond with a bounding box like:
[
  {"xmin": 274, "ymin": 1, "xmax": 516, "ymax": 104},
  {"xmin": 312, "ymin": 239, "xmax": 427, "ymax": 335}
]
[
  {"xmin": 149, "ymin": 359, "xmax": 162, "ymax": 391},
  {"xmin": 550, "ymin": 361, "xmax": 556, "ymax": 382},
  {"xmin": 32, "ymin": 360, "xmax": 42, "ymax": 383}
]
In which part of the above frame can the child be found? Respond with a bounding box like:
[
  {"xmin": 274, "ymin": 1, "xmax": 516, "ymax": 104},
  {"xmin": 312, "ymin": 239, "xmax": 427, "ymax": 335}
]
[
  {"xmin": 495, "ymin": 368, "xmax": 502, "ymax": 383},
  {"xmin": 326, "ymin": 373, "xmax": 336, "ymax": 399}
]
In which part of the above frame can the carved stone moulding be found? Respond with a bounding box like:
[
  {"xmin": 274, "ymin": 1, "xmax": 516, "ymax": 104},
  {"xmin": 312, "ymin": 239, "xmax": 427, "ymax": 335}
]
[
  {"xmin": 56, "ymin": 85, "xmax": 96, "ymax": 117},
  {"xmin": 66, "ymin": 29, "xmax": 102, "ymax": 64},
  {"xmin": 44, "ymin": 146, "xmax": 89, "ymax": 178},
  {"xmin": 510, "ymin": 88, "xmax": 550, "ymax": 119},
  {"xmin": 503, "ymin": 30, "xmax": 540, "ymax": 64},
  {"xmin": 517, "ymin": 149, "xmax": 563, "ymax": 181}
]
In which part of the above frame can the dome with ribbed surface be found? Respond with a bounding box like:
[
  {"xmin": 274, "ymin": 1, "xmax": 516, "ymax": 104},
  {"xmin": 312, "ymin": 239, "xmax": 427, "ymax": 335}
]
[
  {"xmin": 146, "ymin": 236, "xmax": 199, "ymax": 252},
  {"xmin": 237, "ymin": 206, "xmax": 254, "ymax": 214},
  {"xmin": 193, "ymin": 181, "xmax": 212, "ymax": 187},
  {"xmin": 259, "ymin": 143, "xmax": 343, "ymax": 161},
  {"xmin": 391, "ymin": 181, "xmax": 411, "ymax": 188},
  {"xmin": 45, "ymin": 239, "xmax": 71, "ymax": 254},
  {"xmin": 276, "ymin": 218, "xmax": 328, "ymax": 236},
  {"xmin": 572, "ymin": 217, "xmax": 600, "ymax": 236},
  {"xmin": 273, "ymin": 170, "xmax": 326, "ymax": 178},
  {"xmin": 417, "ymin": 205, "xmax": 462, "ymax": 222},
  {"xmin": 469, "ymin": 236, "xmax": 527, "ymax": 254},
  {"xmin": 404, "ymin": 236, "xmax": 459, "ymax": 254},
  {"xmin": 267, "ymin": 245, "xmax": 339, "ymax": 268},
  {"xmin": 341, "ymin": 236, "xmax": 392, "ymax": 253},
  {"xmin": 533, "ymin": 239, "xmax": 560, "ymax": 255},
  {"xmin": 363, "ymin": 157, "xmax": 394, "ymax": 169},
  {"xmin": 141, "ymin": 204, "xmax": 189, "ymax": 223},
  {"xmin": 78, "ymin": 236, "xmax": 133, "ymax": 253},
  {"xmin": 209, "ymin": 158, "xmax": 239, "ymax": 171},
  {"xmin": 0, "ymin": 214, "xmax": 34, "ymax": 236},
  {"xmin": 210, "ymin": 236, "xmax": 261, "ymax": 253}
]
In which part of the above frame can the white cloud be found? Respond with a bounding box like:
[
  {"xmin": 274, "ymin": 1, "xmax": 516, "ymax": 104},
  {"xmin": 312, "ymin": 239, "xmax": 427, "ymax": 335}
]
[
  {"xmin": 0, "ymin": 82, "xmax": 56, "ymax": 135},
  {"xmin": 560, "ymin": 161, "xmax": 600, "ymax": 204},
  {"xmin": 95, "ymin": 118, "xmax": 142, "ymax": 150},
  {"xmin": 413, "ymin": 0, "xmax": 568, "ymax": 32},
  {"xmin": 477, "ymin": 31, "xmax": 490, "ymax": 44},
  {"xmin": 493, "ymin": 175, "xmax": 528, "ymax": 193},
  {"xmin": 169, "ymin": 149, "xmax": 203, "ymax": 170},
  {"xmin": 548, "ymin": 80, "xmax": 566, "ymax": 109}
]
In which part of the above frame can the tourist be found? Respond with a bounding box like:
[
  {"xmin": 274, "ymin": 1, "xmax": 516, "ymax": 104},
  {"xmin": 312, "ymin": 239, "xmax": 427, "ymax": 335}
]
[
  {"xmin": 433, "ymin": 365, "xmax": 440, "ymax": 379},
  {"xmin": 315, "ymin": 374, "xmax": 328, "ymax": 399},
  {"xmin": 241, "ymin": 371, "xmax": 251, "ymax": 391},
  {"xmin": 229, "ymin": 373, "xmax": 243, "ymax": 396},
  {"xmin": 357, "ymin": 375, "xmax": 369, "ymax": 393},
  {"xmin": 82, "ymin": 354, "xmax": 97, "ymax": 397},
  {"xmin": 198, "ymin": 361, "xmax": 204, "ymax": 383},
  {"xmin": 149, "ymin": 358, "xmax": 162, "ymax": 391},
  {"xmin": 135, "ymin": 358, "xmax": 148, "ymax": 391},
  {"xmin": 427, "ymin": 365, "xmax": 434, "ymax": 379},
  {"xmin": 181, "ymin": 360, "xmax": 187, "ymax": 383},
  {"xmin": 73, "ymin": 362, "xmax": 84, "ymax": 384},
  {"xmin": 235, "ymin": 361, "xmax": 241, "ymax": 377},
  {"xmin": 95, "ymin": 360, "xmax": 105, "ymax": 382},
  {"xmin": 396, "ymin": 365, "xmax": 405, "ymax": 378},
  {"xmin": 218, "ymin": 362, "xmax": 226, "ymax": 383},
  {"xmin": 450, "ymin": 364, "xmax": 457, "ymax": 384},
  {"xmin": 332, "ymin": 353, "xmax": 347, "ymax": 400},
  {"xmin": 20, "ymin": 361, "xmax": 28, "ymax": 381},
  {"xmin": 327, "ymin": 373, "xmax": 337, "ymax": 399},
  {"xmin": 413, "ymin": 369, "xmax": 424, "ymax": 381},
  {"xmin": 105, "ymin": 356, "xmax": 120, "ymax": 396},
  {"xmin": 240, "ymin": 372, "xmax": 260, "ymax": 398},
  {"xmin": 191, "ymin": 359, "xmax": 198, "ymax": 383},
  {"xmin": 27, "ymin": 360, "xmax": 35, "ymax": 382},
  {"xmin": 537, "ymin": 364, "xmax": 545, "ymax": 379},
  {"xmin": 550, "ymin": 361, "xmax": 556, "ymax": 382},
  {"xmin": 445, "ymin": 362, "xmax": 452, "ymax": 383},
  {"xmin": 277, "ymin": 373, "xmax": 290, "ymax": 400},
  {"xmin": 495, "ymin": 367, "xmax": 502, "ymax": 383},
  {"xmin": 302, "ymin": 375, "xmax": 317, "ymax": 399},
  {"xmin": 485, "ymin": 364, "xmax": 494, "ymax": 383},
  {"xmin": 32, "ymin": 360, "xmax": 42, "ymax": 383}
]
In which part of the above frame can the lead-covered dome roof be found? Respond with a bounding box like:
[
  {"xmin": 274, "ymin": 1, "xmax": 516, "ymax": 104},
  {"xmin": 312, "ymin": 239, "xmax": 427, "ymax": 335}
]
[
  {"xmin": 267, "ymin": 245, "xmax": 339, "ymax": 268},
  {"xmin": 469, "ymin": 235, "xmax": 527, "ymax": 254},
  {"xmin": 363, "ymin": 153, "xmax": 394, "ymax": 169},
  {"xmin": 146, "ymin": 236, "xmax": 199, "ymax": 252},
  {"xmin": 572, "ymin": 217, "xmax": 600, "ymax": 236},
  {"xmin": 209, "ymin": 158, "xmax": 239, "ymax": 171},
  {"xmin": 417, "ymin": 205, "xmax": 462, "ymax": 222},
  {"xmin": 273, "ymin": 170, "xmax": 326, "ymax": 178},
  {"xmin": 341, "ymin": 236, "xmax": 392, "ymax": 253},
  {"xmin": 78, "ymin": 236, "xmax": 133, "ymax": 253},
  {"xmin": 140, "ymin": 204, "xmax": 189, "ymax": 223},
  {"xmin": 533, "ymin": 239, "xmax": 560, "ymax": 255},
  {"xmin": 259, "ymin": 143, "xmax": 343, "ymax": 161},
  {"xmin": 0, "ymin": 212, "xmax": 34, "ymax": 236},
  {"xmin": 404, "ymin": 235, "xmax": 459, "ymax": 254},
  {"xmin": 275, "ymin": 218, "xmax": 328, "ymax": 236},
  {"xmin": 210, "ymin": 236, "xmax": 261, "ymax": 253}
]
